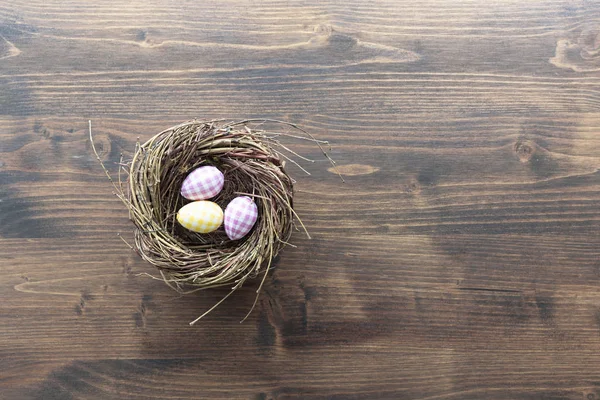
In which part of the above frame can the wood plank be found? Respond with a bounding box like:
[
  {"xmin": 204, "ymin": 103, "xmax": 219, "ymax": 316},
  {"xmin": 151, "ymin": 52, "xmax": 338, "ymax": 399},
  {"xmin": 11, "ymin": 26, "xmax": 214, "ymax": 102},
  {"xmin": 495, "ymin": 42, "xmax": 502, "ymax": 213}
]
[{"xmin": 1, "ymin": 116, "xmax": 599, "ymax": 238}]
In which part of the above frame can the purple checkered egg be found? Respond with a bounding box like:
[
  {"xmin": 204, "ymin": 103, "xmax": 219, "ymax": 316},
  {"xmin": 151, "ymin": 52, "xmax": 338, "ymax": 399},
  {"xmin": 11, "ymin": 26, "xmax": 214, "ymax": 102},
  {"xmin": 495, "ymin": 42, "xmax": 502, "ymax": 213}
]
[
  {"xmin": 181, "ymin": 166, "xmax": 224, "ymax": 200},
  {"xmin": 224, "ymin": 196, "xmax": 258, "ymax": 240}
]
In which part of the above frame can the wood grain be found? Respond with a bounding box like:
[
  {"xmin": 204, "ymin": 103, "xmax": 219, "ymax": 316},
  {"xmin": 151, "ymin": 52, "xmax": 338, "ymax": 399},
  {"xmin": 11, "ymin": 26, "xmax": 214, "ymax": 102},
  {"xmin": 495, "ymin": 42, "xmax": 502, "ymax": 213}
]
[{"xmin": 1, "ymin": 0, "xmax": 600, "ymax": 399}]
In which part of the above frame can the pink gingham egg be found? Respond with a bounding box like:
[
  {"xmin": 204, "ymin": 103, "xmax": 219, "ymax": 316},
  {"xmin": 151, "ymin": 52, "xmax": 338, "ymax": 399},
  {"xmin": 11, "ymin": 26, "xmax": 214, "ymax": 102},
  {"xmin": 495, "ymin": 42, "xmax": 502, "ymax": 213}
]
[
  {"xmin": 181, "ymin": 166, "xmax": 224, "ymax": 200},
  {"xmin": 224, "ymin": 196, "xmax": 258, "ymax": 240}
]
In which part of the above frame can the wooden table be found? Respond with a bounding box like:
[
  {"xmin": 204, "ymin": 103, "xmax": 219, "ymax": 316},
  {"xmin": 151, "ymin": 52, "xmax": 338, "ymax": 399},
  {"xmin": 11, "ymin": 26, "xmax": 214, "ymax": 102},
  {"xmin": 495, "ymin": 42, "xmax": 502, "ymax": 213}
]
[{"xmin": 2, "ymin": 1, "xmax": 600, "ymax": 399}]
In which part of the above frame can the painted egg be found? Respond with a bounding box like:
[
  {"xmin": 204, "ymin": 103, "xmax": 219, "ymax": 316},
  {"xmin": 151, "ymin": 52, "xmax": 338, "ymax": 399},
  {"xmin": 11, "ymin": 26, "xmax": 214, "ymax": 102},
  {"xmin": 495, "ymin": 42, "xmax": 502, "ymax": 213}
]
[
  {"xmin": 177, "ymin": 201, "xmax": 223, "ymax": 233},
  {"xmin": 224, "ymin": 196, "xmax": 258, "ymax": 240},
  {"xmin": 181, "ymin": 166, "xmax": 224, "ymax": 200}
]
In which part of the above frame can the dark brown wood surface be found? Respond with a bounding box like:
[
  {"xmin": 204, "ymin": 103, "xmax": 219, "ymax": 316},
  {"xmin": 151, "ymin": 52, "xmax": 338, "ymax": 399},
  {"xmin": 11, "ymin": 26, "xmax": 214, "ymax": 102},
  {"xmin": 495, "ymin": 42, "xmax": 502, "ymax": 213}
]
[{"xmin": 2, "ymin": 1, "xmax": 600, "ymax": 399}]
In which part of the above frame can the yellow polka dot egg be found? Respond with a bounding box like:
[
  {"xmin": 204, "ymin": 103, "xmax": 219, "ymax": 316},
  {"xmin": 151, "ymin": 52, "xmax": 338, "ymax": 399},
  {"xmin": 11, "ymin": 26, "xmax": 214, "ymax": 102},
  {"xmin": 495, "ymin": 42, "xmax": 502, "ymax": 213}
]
[{"xmin": 177, "ymin": 201, "xmax": 223, "ymax": 233}]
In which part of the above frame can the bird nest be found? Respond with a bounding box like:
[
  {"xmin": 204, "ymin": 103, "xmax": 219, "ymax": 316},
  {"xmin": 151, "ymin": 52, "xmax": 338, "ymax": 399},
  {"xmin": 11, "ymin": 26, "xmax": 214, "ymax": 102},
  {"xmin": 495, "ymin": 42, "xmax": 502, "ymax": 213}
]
[{"xmin": 90, "ymin": 119, "xmax": 336, "ymax": 324}]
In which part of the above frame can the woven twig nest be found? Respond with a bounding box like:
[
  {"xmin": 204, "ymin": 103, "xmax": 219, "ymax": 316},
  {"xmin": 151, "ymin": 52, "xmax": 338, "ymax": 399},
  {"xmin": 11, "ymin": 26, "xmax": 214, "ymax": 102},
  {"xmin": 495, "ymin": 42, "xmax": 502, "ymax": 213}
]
[{"xmin": 91, "ymin": 119, "xmax": 334, "ymax": 324}]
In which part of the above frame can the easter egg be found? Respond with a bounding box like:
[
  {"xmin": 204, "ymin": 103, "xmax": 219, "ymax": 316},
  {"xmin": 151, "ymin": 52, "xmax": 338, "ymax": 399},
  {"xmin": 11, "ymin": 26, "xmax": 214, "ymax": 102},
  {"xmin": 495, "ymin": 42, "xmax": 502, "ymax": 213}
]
[
  {"xmin": 177, "ymin": 201, "xmax": 223, "ymax": 233},
  {"xmin": 181, "ymin": 166, "xmax": 224, "ymax": 200},
  {"xmin": 224, "ymin": 196, "xmax": 258, "ymax": 240}
]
